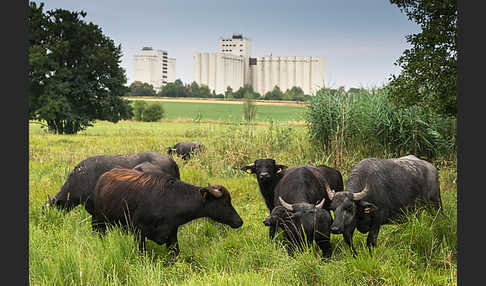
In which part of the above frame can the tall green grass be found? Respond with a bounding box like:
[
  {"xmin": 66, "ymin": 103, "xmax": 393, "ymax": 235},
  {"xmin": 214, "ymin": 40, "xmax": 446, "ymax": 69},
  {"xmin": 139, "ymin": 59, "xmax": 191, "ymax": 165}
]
[
  {"xmin": 305, "ymin": 88, "xmax": 456, "ymax": 161},
  {"xmin": 29, "ymin": 120, "xmax": 456, "ymax": 285}
]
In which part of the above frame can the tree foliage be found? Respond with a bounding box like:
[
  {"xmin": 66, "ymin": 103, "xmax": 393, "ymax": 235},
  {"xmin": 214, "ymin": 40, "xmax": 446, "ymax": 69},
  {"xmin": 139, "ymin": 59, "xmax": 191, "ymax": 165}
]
[
  {"xmin": 128, "ymin": 81, "xmax": 156, "ymax": 97},
  {"xmin": 263, "ymin": 86, "xmax": 284, "ymax": 100},
  {"xmin": 283, "ymin": 86, "xmax": 309, "ymax": 101},
  {"xmin": 387, "ymin": 0, "xmax": 457, "ymax": 117},
  {"xmin": 157, "ymin": 79, "xmax": 187, "ymax": 97},
  {"xmin": 233, "ymin": 84, "xmax": 260, "ymax": 99},
  {"xmin": 28, "ymin": 2, "xmax": 133, "ymax": 134}
]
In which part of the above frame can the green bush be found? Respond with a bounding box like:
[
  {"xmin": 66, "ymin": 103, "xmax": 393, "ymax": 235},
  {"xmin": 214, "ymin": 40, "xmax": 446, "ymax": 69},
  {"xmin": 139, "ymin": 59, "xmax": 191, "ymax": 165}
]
[
  {"xmin": 132, "ymin": 101, "xmax": 164, "ymax": 122},
  {"xmin": 133, "ymin": 101, "xmax": 147, "ymax": 121},
  {"xmin": 142, "ymin": 103, "xmax": 165, "ymax": 122}
]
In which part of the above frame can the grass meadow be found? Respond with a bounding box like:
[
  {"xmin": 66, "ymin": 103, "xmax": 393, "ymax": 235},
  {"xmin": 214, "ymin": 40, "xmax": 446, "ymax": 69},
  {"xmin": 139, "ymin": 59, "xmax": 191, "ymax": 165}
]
[
  {"xmin": 127, "ymin": 99, "xmax": 307, "ymax": 123},
  {"xmin": 29, "ymin": 102, "xmax": 457, "ymax": 285}
]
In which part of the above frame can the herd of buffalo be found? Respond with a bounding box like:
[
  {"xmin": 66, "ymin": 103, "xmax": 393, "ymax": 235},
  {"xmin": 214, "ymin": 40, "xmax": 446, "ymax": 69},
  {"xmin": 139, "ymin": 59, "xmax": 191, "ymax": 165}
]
[{"xmin": 44, "ymin": 140, "xmax": 443, "ymax": 260}]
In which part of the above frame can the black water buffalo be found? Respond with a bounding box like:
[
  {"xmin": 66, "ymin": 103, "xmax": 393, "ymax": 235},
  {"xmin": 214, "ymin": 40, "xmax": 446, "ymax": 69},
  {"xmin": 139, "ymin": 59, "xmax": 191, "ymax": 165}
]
[
  {"xmin": 133, "ymin": 161, "xmax": 166, "ymax": 174},
  {"xmin": 241, "ymin": 160, "xmax": 342, "ymax": 238},
  {"xmin": 167, "ymin": 141, "xmax": 205, "ymax": 160},
  {"xmin": 316, "ymin": 164, "xmax": 344, "ymax": 193},
  {"xmin": 45, "ymin": 152, "xmax": 180, "ymax": 215},
  {"xmin": 263, "ymin": 197, "xmax": 333, "ymax": 258},
  {"xmin": 240, "ymin": 158, "xmax": 288, "ymax": 215},
  {"xmin": 92, "ymin": 168, "xmax": 243, "ymax": 255},
  {"xmin": 325, "ymin": 155, "xmax": 443, "ymax": 255},
  {"xmin": 271, "ymin": 165, "xmax": 336, "ymax": 239}
]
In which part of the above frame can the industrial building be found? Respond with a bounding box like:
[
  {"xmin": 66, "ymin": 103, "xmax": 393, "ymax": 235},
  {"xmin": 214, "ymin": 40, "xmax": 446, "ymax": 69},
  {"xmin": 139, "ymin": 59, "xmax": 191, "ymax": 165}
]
[
  {"xmin": 193, "ymin": 53, "xmax": 245, "ymax": 94},
  {"xmin": 250, "ymin": 56, "xmax": 325, "ymax": 96},
  {"xmin": 133, "ymin": 47, "xmax": 176, "ymax": 91},
  {"xmin": 193, "ymin": 34, "xmax": 325, "ymax": 95}
]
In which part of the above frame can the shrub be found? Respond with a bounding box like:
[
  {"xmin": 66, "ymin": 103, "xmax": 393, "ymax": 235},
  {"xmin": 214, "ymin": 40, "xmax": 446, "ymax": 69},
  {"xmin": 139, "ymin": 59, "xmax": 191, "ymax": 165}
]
[
  {"xmin": 141, "ymin": 103, "xmax": 165, "ymax": 122},
  {"xmin": 133, "ymin": 101, "xmax": 147, "ymax": 121},
  {"xmin": 132, "ymin": 101, "xmax": 164, "ymax": 122}
]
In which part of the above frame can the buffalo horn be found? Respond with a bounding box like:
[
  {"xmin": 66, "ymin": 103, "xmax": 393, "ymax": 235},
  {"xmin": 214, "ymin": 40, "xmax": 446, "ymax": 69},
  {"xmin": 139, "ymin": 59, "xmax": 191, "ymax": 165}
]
[
  {"xmin": 279, "ymin": 196, "xmax": 294, "ymax": 211},
  {"xmin": 207, "ymin": 183, "xmax": 223, "ymax": 198},
  {"xmin": 325, "ymin": 184, "xmax": 335, "ymax": 200},
  {"xmin": 315, "ymin": 198, "xmax": 325, "ymax": 209},
  {"xmin": 352, "ymin": 184, "xmax": 370, "ymax": 201},
  {"xmin": 46, "ymin": 194, "xmax": 53, "ymax": 206}
]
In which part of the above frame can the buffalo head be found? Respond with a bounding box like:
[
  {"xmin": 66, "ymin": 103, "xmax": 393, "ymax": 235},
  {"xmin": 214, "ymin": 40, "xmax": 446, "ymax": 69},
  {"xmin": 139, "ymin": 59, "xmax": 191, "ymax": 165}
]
[
  {"xmin": 326, "ymin": 184, "xmax": 378, "ymax": 234},
  {"xmin": 201, "ymin": 183, "xmax": 243, "ymax": 229},
  {"xmin": 241, "ymin": 158, "xmax": 287, "ymax": 183}
]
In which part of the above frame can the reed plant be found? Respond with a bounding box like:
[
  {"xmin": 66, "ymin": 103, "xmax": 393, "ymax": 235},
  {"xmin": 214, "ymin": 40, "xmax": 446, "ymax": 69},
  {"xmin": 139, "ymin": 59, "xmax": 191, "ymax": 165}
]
[{"xmin": 305, "ymin": 88, "xmax": 456, "ymax": 162}]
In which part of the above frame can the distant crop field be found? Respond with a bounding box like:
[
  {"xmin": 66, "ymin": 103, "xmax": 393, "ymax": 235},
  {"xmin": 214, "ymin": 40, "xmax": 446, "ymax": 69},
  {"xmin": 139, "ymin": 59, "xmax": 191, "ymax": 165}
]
[
  {"xmin": 29, "ymin": 120, "xmax": 457, "ymax": 285},
  {"xmin": 127, "ymin": 99, "xmax": 306, "ymax": 123}
]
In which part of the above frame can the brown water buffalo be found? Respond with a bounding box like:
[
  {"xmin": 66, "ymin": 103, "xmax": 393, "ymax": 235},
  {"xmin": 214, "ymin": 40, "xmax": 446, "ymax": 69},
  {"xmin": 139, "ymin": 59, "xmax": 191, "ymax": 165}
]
[{"xmin": 92, "ymin": 168, "xmax": 243, "ymax": 256}]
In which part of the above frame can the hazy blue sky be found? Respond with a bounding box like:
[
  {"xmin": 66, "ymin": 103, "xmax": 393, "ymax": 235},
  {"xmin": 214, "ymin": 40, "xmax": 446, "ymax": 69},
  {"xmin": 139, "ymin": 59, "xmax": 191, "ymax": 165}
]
[{"xmin": 34, "ymin": 0, "xmax": 420, "ymax": 90}]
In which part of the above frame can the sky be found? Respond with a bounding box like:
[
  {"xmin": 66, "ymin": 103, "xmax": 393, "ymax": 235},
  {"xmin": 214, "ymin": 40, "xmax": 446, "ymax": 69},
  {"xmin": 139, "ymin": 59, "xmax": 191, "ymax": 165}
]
[{"xmin": 34, "ymin": 0, "xmax": 420, "ymax": 90}]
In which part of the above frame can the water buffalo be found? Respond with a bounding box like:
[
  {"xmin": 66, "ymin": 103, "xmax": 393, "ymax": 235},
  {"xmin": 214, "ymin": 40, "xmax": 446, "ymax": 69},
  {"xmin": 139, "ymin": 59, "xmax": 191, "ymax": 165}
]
[
  {"xmin": 132, "ymin": 161, "xmax": 167, "ymax": 174},
  {"xmin": 316, "ymin": 164, "xmax": 344, "ymax": 193},
  {"xmin": 270, "ymin": 165, "xmax": 336, "ymax": 239},
  {"xmin": 240, "ymin": 158, "xmax": 288, "ymax": 214},
  {"xmin": 167, "ymin": 141, "xmax": 205, "ymax": 160},
  {"xmin": 92, "ymin": 168, "xmax": 243, "ymax": 255},
  {"xmin": 241, "ymin": 160, "xmax": 342, "ymax": 238},
  {"xmin": 263, "ymin": 197, "xmax": 333, "ymax": 259},
  {"xmin": 45, "ymin": 151, "xmax": 180, "ymax": 216},
  {"xmin": 326, "ymin": 155, "xmax": 443, "ymax": 255}
]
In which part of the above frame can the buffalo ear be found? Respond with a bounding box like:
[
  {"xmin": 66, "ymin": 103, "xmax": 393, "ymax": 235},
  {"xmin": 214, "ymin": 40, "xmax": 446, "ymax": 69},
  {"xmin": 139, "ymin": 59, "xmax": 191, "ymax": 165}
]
[
  {"xmin": 199, "ymin": 188, "xmax": 209, "ymax": 200},
  {"xmin": 276, "ymin": 164, "xmax": 288, "ymax": 174},
  {"xmin": 241, "ymin": 163, "xmax": 255, "ymax": 174},
  {"xmin": 358, "ymin": 201, "xmax": 378, "ymax": 214}
]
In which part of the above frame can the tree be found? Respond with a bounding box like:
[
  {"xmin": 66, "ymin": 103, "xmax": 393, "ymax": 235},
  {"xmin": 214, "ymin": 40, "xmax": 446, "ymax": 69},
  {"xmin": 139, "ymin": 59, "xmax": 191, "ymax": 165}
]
[
  {"xmin": 128, "ymin": 81, "xmax": 156, "ymax": 97},
  {"xmin": 263, "ymin": 86, "xmax": 283, "ymax": 100},
  {"xmin": 225, "ymin": 86, "xmax": 234, "ymax": 99},
  {"xmin": 28, "ymin": 2, "xmax": 133, "ymax": 134},
  {"xmin": 387, "ymin": 0, "xmax": 457, "ymax": 117},
  {"xmin": 234, "ymin": 84, "xmax": 259, "ymax": 99},
  {"xmin": 283, "ymin": 86, "xmax": 309, "ymax": 101},
  {"xmin": 158, "ymin": 79, "xmax": 187, "ymax": 97},
  {"xmin": 187, "ymin": 81, "xmax": 200, "ymax": 98},
  {"xmin": 196, "ymin": 84, "xmax": 212, "ymax": 98}
]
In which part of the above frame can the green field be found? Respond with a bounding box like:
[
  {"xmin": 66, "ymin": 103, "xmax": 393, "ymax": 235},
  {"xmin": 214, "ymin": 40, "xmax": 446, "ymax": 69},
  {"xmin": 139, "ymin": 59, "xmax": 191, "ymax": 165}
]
[
  {"xmin": 128, "ymin": 100, "xmax": 306, "ymax": 123},
  {"xmin": 29, "ymin": 118, "xmax": 457, "ymax": 285}
]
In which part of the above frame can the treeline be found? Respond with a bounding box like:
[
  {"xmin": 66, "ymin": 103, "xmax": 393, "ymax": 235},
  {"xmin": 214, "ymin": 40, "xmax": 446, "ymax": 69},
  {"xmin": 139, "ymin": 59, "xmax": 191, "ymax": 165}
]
[{"xmin": 127, "ymin": 80, "xmax": 312, "ymax": 102}]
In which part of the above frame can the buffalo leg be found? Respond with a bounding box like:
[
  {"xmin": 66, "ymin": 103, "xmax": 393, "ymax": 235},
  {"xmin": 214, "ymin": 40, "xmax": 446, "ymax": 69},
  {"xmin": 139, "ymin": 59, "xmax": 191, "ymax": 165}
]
[
  {"xmin": 138, "ymin": 233, "xmax": 147, "ymax": 252},
  {"xmin": 366, "ymin": 224, "xmax": 381, "ymax": 255},
  {"xmin": 316, "ymin": 236, "xmax": 332, "ymax": 259},
  {"xmin": 91, "ymin": 217, "xmax": 106, "ymax": 236},
  {"xmin": 166, "ymin": 229, "xmax": 179, "ymax": 257},
  {"xmin": 343, "ymin": 230, "xmax": 357, "ymax": 257},
  {"xmin": 269, "ymin": 223, "xmax": 277, "ymax": 239}
]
